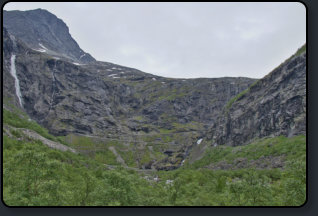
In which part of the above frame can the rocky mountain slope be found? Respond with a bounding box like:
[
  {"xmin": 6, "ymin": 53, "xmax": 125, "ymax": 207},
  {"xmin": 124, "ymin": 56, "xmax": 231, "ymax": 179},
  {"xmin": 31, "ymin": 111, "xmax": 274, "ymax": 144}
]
[
  {"xmin": 3, "ymin": 26, "xmax": 255, "ymax": 136},
  {"xmin": 3, "ymin": 9, "xmax": 95, "ymax": 64},
  {"xmin": 2, "ymin": 9, "xmax": 306, "ymax": 170},
  {"xmin": 207, "ymin": 45, "xmax": 306, "ymax": 147}
]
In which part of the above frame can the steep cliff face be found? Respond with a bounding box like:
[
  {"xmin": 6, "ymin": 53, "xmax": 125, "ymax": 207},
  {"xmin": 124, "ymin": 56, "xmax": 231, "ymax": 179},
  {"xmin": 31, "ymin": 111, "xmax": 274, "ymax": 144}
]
[
  {"xmin": 3, "ymin": 23, "xmax": 255, "ymax": 137},
  {"xmin": 3, "ymin": 9, "xmax": 95, "ymax": 64},
  {"xmin": 3, "ymin": 9, "xmax": 306, "ymax": 170},
  {"xmin": 3, "ymin": 27, "xmax": 29, "ymax": 108},
  {"xmin": 207, "ymin": 47, "xmax": 306, "ymax": 146}
]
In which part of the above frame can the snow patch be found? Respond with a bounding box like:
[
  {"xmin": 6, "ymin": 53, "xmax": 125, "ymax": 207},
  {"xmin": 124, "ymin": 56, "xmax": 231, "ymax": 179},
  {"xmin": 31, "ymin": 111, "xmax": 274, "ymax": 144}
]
[
  {"xmin": 120, "ymin": 72, "xmax": 125, "ymax": 74},
  {"xmin": 108, "ymin": 74, "xmax": 118, "ymax": 77},
  {"xmin": 72, "ymin": 62, "xmax": 86, "ymax": 66},
  {"xmin": 181, "ymin": 159, "xmax": 186, "ymax": 166},
  {"xmin": 79, "ymin": 53, "xmax": 86, "ymax": 59},
  {"xmin": 39, "ymin": 43, "xmax": 48, "ymax": 50},
  {"xmin": 33, "ymin": 48, "xmax": 46, "ymax": 53},
  {"xmin": 161, "ymin": 82, "xmax": 166, "ymax": 84},
  {"xmin": 197, "ymin": 138, "xmax": 203, "ymax": 145},
  {"xmin": 152, "ymin": 77, "xmax": 157, "ymax": 81}
]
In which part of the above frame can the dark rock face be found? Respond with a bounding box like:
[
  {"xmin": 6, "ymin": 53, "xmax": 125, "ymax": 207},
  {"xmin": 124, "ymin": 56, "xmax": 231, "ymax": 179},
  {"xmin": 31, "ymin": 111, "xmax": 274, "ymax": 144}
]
[
  {"xmin": 3, "ymin": 9, "xmax": 95, "ymax": 64},
  {"xmin": 3, "ymin": 26, "xmax": 256, "ymax": 137},
  {"xmin": 2, "ymin": 9, "xmax": 306, "ymax": 170},
  {"xmin": 208, "ymin": 51, "xmax": 306, "ymax": 146},
  {"xmin": 205, "ymin": 155, "xmax": 285, "ymax": 170}
]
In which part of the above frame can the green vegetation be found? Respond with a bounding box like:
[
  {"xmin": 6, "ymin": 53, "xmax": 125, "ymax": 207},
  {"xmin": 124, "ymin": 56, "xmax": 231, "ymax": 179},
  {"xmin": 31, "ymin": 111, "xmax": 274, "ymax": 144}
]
[
  {"xmin": 171, "ymin": 121, "xmax": 204, "ymax": 132},
  {"xmin": 3, "ymin": 102, "xmax": 306, "ymax": 206},
  {"xmin": 3, "ymin": 108, "xmax": 67, "ymax": 145},
  {"xmin": 158, "ymin": 91, "xmax": 187, "ymax": 101},
  {"xmin": 132, "ymin": 115, "xmax": 145, "ymax": 121},
  {"xmin": 3, "ymin": 127, "xmax": 306, "ymax": 206},
  {"xmin": 117, "ymin": 149, "xmax": 137, "ymax": 167},
  {"xmin": 146, "ymin": 85, "xmax": 191, "ymax": 103},
  {"xmin": 225, "ymin": 80, "xmax": 259, "ymax": 111},
  {"xmin": 65, "ymin": 134, "xmax": 121, "ymax": 165},
  {"xmin": 188, "ymin": 136, "xmax": 305, "ymax": 169},
  {"xmin": 94, "ymin": 150, "xmax": 119, "ymax": 165},
  {"xmin": 65, "ymin": 134, "xmax": 96, "ymax": 148},
  {"xmin": 225, "ymin": 88, "xmax": 249, "ymax": 111},
  {"xmin": 295, "ymin": 44, "xmax": 306, "ymax": 57}
]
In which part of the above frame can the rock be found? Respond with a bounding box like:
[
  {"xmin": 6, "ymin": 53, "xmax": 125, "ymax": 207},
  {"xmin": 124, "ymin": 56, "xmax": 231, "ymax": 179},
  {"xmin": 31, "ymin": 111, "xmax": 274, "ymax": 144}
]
[
  {"xmin": 163, "ymin": 150, "xmax": 175, "ymax": 156},
  {"xmin": 3, "ymin": 9, "xmax": 95, "ymax": 64},
  {"xmin": 206, "ymin": 155, "xmax": 286, "ymax": 170},
  {"xmin": 209, "ymin": 50, "xmax": 306, "ymax": 146},
  {"xmin": 2, "ymin": 9, "xmax": 306, "ymax": 171},
  {"xmin": 3, "ymin": 24, "xmax": 256, "ymax": 138}
]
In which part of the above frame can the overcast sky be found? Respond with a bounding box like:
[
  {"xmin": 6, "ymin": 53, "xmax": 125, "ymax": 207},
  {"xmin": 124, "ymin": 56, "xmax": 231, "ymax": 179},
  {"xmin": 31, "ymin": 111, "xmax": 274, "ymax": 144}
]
[{"xmin": 4, "ymin": 2, "xmax": 306, "ymax": 79}]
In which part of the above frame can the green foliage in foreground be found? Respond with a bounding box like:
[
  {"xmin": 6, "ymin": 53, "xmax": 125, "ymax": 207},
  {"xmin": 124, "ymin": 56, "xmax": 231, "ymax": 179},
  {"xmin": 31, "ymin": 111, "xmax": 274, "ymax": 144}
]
[{"xmin": 3, "ymin": 131, "xmax": 306, "ymax": 206}]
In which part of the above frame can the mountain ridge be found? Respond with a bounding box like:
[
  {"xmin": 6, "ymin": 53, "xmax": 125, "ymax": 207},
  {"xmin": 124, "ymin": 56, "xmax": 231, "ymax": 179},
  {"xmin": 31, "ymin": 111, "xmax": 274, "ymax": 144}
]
[
  {"xmin": 207, "ymin": 47, "xmax": 306, "ymax": 147},
  {"xmin": 2, "ymin": 8, "xmax": 306, "ymax": 170},
  {"xmin": 3, "ymin": 9, "xmax": 95, "ymax": 64}
]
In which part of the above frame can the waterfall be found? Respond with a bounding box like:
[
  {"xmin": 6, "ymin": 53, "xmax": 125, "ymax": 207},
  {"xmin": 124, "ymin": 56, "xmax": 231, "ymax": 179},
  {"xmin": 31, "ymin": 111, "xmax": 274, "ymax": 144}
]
[
  {"xmin": 49, "ymin": 61, "xmax": 57, "ymax": 110},
  {"xmin": 10, "ymin": 55, "xmax": 23, "ymax": 107}
]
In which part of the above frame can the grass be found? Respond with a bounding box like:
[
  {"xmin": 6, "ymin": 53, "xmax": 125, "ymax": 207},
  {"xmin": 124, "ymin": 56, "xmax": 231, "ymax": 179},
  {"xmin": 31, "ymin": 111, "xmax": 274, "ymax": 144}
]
[
  {"xmin": 94, "ymin": 150, "xmax": 119, "ymax": 165},
  {"xmin": 117, "ymin": 149, "xmax": 137, "ymax": 167},
  {"xmin": 295, "ymin": 44, "xmax": 306, "ymax": 56},
  {"xmin": 3, "ymin": 93, "xmax": 306, "ymax": 206},
  {"xmin": 225, "ymin": 80, "xmax": 259, "ymax": 111},
  {"xmin": 3, "ymin": 108, "xmax": 63, "ymax": 143},
  {"xmin": 3, "ymin": 122, "xmax": 306, "ymax": 206},
  {"xmin": 187, "ymin": 135, "xmax": 306, "ymax": 170},
  {"xmin": 132, "ymin": 116, "xmax": 145, "ymax": 121}
]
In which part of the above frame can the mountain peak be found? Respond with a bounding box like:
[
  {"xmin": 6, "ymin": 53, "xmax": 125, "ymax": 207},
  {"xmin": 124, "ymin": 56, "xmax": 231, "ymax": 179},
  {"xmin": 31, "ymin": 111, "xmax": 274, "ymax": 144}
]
[{"xmin": 3, "ymin": 9, "xmax": 95, "ymax": 64}]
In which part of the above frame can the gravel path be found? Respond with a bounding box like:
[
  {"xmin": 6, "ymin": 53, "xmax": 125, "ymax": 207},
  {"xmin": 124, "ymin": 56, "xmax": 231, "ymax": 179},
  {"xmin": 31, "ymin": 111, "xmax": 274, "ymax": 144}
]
[
  {"xmin": 21, "ymin": 128, "xmax": 77, "ymax": 153},
  {"xmin": 108, "ymin": 146, "xmax": 127, "ymax": 168}
]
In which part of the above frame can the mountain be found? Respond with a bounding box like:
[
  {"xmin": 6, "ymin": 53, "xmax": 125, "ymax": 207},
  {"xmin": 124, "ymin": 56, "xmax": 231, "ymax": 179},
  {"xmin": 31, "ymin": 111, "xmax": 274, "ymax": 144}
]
[
  {"xmin": 207, "ymin": 46, "xmax": 306, "ymax": 147},
  {"xmin": 3, "ymin": 9, "xmax": 95, "ymax": 64},
  {"xmin": 2, "ymin": 9, "xmax": 306, "ymax": 206},
  {"xmin": 2, "ymin": 9, "xmax": 305, "ymax": 170}
]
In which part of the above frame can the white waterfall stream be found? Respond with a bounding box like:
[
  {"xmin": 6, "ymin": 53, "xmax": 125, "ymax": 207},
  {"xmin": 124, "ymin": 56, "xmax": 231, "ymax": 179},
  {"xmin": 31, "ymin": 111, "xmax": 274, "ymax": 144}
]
[
  {"xmin": 10, "ymin": 54, "xmax": 23, "ymax": 107},
  {"xmin": 49, "ymin": 61, "xmax": 57, "ymax": 111},
  {"xmin": 197, "ymin": 138, "xmax": 203, "ymax": 145}
]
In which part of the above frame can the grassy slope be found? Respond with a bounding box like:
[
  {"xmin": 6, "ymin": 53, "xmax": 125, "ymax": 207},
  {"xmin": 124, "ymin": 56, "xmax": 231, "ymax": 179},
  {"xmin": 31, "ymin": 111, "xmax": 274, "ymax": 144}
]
[
  {"xmin": 3, "ymin": 99, "xmax": 306, "ymax": 206},
  {"xmin": 188, "ymin": 135, "xmax": 305, "ymax": 169}
]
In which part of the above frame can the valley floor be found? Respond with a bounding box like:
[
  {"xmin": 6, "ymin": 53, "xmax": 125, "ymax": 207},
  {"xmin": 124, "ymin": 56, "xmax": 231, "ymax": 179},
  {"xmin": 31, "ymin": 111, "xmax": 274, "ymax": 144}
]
[{"xmin": 3, "ymin": 105, "xmax": 306, "ymax": 206}]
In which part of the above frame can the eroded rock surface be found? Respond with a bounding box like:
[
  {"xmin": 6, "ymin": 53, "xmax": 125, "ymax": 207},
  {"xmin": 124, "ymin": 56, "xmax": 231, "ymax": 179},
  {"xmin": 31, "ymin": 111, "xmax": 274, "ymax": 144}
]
[{"xmin": 208, "ymin": 51, "xmax": 306, "ymax": 146}]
